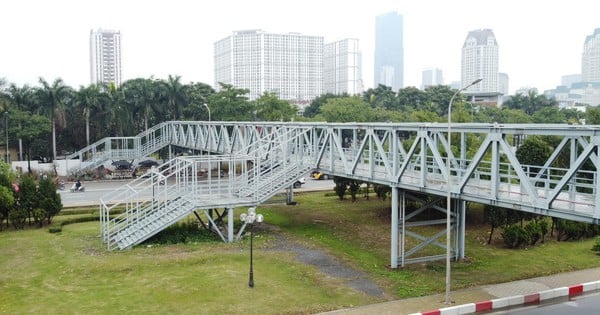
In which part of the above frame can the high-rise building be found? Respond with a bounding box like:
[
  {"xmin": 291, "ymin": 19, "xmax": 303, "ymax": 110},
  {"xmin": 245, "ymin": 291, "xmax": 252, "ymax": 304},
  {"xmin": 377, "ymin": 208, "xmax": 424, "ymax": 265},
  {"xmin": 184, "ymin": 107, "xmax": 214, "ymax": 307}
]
[
  {"xmin": 324, "ymin": 38, "xmax": 363, "ymax": 95},
  {"xmin": 421, "ymin": 68, "xmax": 443, "ymax": 89},
  {"xmin": 498, "ymin": 72, "xmax": 509, "ymax": 95},
  {"xmin": 461, "ymin": 29, "xmax": 499, "ymax": 93},
  {"xmin": 214, "ymin": 30, "xmax": 323, "ymax": 103},
  {"xmin": 374, "ymin": 12, "xmax": 404, "ymax": 91},
  {"xmin": 90, "ymin": 29, "xmax": 122, "ymax": 86},
  {"xmin": 582, "ymin": 28, "xmax": 600, "ymax": 83}
]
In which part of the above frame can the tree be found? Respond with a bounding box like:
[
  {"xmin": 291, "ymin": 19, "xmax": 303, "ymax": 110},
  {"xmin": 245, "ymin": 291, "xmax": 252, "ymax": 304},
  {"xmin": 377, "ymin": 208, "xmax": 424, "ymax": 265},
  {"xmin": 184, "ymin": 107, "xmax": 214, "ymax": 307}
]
[
  {"xmin": 162, "ymin": 75, "xmax": 187, "ymax": 121},
  {"xmin": 38, "ymin": 177, "xmax": 62, "ymax": 224},
  {"xmin": 363, "ymin": 84, "xmax": 397, "ymax": 109},
  {"xmin": 254, "ymin": 92, "xmax": 297, "ymax": 121},
  {"xmin": 13, "ymin": 111, "xmax": 51, "ymax": 173},
  {"xmin": 483, "ymin": 205, "xmax": 507, "ymax": 244},
  {"xmin": 503, "ymin": 90, "xmax": 557, "ymax": 115},
  {"xmin": 318, "ymin": 96, "xmax": 374, "ymax": 122},
  {"xmin": 515, "ymin": 136, "xmax": 553, "ymax": 176},
  {"xmin": 6, "ymin": 84, "xmax": 33, "ymax": 160},
  {"xmin": 185, "ymin": 82, "xmax": 215, "ymax": 121},
  {"xmin": 17, "ymin": 174, "xmax": 37, "ymax": 227},
  {"xmin": 37, "ymin": 77, "xmax": 72, "ymax": 161},
  {"xmin": 76, "ymin": 84, "xmax": 104, "ymax": 146},
  {"xmin": 303, "ymin": 93, "xmax": 343, "ymax": 118},
  {"xmin": 585, "ymin": 106, "xmax": 600, "ymax": 124},
  {"xmin": 333, "ymin": 177, "xmax": 350, "ymax": 200},
  {"xmin": 396, "ymin": 86, "xmax": 427, "ymax": 111},
  {"xmin": 208, "ymin": 83, "xmax": 252, "ymax": 121}
]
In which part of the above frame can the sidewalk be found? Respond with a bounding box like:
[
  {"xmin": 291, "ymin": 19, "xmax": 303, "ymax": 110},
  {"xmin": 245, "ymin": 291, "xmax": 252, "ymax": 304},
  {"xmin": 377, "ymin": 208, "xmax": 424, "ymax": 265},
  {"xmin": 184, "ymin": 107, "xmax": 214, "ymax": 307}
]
[{"xmin": 321, "ymin": 267, "xmax": 600, "ymax": 315}]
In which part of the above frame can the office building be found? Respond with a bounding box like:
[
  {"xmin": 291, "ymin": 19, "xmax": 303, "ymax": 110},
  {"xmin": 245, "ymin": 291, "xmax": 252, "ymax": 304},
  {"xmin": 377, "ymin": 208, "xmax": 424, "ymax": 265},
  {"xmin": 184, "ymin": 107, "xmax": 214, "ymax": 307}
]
[
  {"xmin": 582, "ymin": 28, "xmax": 600, "ymax": 82},
  {"xmin": 90, "ymin": 29, "xmax": 122, "ymax": 86},
  {"xmin": 324, "ymin": 38, "xmax": 363, "ymax": 95},
  {"xmin": 374, "ymin": 12, "xmax": 404, "ymax": 91},
  {"xmin": 421, "ymin": 68, "xmax": 443, "ymax": 89},
  {"xmin": 498, "ymin": 72, "xmax": 509, "ymax": 95},
  {"xmin": 214, "ymin": 30, "xmax": 323, "ymax": 103},
  {"xmin": 461, "ymin": 29, "xmax": 499, "ymax": 94}
]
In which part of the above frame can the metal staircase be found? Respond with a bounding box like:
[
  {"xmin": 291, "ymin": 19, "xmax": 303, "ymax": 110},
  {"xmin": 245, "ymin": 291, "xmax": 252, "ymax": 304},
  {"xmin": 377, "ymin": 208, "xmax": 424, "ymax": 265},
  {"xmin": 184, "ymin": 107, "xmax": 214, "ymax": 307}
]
[
  {"xmin": 100, "ymin": 125, "xmax": 313, "ymax": 250},
  {"xmin": 66, "ymin": 122, "xmax": 171, "ymax": 174}
]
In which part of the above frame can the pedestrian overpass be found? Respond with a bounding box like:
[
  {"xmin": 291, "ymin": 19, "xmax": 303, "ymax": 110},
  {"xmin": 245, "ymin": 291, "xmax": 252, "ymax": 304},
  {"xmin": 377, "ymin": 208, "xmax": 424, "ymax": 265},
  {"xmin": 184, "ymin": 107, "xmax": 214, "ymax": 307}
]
[{"xmin": 66, "ymin": 121, "xmax": 600, "ymax": 268}]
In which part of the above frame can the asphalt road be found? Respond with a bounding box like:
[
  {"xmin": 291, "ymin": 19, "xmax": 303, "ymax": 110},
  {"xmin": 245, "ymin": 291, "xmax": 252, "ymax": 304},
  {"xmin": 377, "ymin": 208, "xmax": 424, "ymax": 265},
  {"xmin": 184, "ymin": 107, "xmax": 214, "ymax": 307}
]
[
  {"xmin": 59, "ymin": 175, "xmax": 335, "ymax": 207},
  {"xmin": 493, "ymin": 293, "xmax": 600, "ymax": 315}
]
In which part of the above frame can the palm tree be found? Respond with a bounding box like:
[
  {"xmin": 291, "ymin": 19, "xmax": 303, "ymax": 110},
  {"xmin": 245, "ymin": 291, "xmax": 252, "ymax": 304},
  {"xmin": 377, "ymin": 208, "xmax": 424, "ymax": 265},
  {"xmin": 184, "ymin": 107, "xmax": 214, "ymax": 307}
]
[
  {"xmin": 75, "ymin": 84, "xmax": 103, "ymax": 146},
  {"xmin": 122, "ymin": 78, "xmax": 161, "ymax": 133},
  {"xmin": 7, "ymin": 84, "xmax": 33, "ymax": 160},
  {"xmin": 162, "ymin": 75, "xmax": 187, "ymax": 121},
  {"xmin": 36, "ymin": 78, "xmax": 71, "ymax": 161}
]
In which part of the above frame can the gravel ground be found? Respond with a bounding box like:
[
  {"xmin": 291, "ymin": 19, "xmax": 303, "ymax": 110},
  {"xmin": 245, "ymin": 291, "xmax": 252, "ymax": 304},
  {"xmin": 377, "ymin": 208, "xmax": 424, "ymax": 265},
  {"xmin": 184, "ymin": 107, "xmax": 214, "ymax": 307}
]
[{"xmin": 262, "ymin": 226, "xmax": 385, "ymax": 298}]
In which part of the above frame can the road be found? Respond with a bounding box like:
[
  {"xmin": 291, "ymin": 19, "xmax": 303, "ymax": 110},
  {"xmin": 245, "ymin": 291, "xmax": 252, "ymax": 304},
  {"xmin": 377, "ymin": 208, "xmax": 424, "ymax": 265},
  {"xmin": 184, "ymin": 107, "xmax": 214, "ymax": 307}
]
[
  {"xmin": 59, "ymin": 176, "xmax": 335, "ymax": 207},
  {"xmin": 493, "ymin": 293, "xmax": 600, "ymax": 314}
]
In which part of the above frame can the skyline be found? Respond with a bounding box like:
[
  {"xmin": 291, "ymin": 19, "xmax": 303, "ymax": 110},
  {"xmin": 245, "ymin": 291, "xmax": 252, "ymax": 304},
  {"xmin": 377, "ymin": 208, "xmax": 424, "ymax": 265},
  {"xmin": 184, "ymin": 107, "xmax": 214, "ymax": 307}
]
[{"xmin": 1, "ymin": 0, "xmax": 598, "ymax": 95}]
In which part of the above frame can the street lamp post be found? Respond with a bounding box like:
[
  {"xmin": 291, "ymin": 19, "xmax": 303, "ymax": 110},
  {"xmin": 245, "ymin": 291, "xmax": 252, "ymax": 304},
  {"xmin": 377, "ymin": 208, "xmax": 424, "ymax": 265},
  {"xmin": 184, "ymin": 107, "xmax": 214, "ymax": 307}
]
[
  {"xmin": 203, "ymin": 103, "xmax": 211, "ymax": 123},
  {"xmin": 240, "ymin": 207, "xmax": 263, "ymax": 288},
  {"xmin": 4, "ymin": 112, "xmax": 8, "ymax": 163},
  {"xmin": 445, "ymin": 78, "xmax": 482, "ymax": 305}
]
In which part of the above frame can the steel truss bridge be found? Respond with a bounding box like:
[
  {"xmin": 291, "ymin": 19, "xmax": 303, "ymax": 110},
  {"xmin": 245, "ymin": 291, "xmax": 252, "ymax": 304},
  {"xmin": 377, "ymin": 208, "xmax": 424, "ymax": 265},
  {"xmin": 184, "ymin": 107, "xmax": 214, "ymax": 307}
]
[{"xmin": 65, "ymin": 121, "xmax": 600, "ymax": 268}]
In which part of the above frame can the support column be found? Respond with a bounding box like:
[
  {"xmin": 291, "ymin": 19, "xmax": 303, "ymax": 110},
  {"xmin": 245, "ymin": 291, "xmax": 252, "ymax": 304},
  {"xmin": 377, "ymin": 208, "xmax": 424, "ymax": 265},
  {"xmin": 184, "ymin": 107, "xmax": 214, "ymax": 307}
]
[
  {"xmin": 400, "ymin": 190, "xmax": 406, "ymax": 267},
  {"xmin": 286, "ymin": 187, "xmax": 296, "ymax": 205},
  {"xmin": 458, "ymin": 200, "xmax": 466, "ymax": 259},
  {"xmin": 228, "ymin": 208, "xmax": 234, "ymax": 242},
  {"xmin": 391, "ymin": 187, "xmax": 398, "ymax": 268}
]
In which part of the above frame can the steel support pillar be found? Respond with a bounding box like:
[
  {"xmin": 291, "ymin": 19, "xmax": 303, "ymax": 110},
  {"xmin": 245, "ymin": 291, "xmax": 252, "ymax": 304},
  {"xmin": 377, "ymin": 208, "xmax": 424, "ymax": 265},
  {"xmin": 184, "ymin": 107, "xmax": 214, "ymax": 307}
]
[
  {"xmin": 286, "ymin": 187, "xmax": 296, "ymax": 205},
  {"xmin": 391, "ymin": 187, "xmax": 398, "ymax": 268},
  {"xmin": 228, "ymin": 207, "xmax": 234, "ymax": 242},
  {"xmin": 458, "ymin": 200, "xmax": 466, "ymax": 259}
]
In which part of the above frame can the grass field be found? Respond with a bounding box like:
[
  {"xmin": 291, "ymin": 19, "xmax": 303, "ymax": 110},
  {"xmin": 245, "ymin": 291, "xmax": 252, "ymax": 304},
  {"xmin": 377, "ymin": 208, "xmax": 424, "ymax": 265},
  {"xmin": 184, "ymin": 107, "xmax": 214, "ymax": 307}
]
[{"xmin": 0, "ymin": 191, "xmax": 598, "ymax": 314}]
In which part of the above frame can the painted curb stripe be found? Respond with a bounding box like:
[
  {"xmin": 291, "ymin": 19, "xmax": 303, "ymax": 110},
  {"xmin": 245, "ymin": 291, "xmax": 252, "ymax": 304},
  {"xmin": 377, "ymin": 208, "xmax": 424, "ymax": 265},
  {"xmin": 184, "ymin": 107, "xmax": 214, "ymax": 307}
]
[
  {"xmin": 475, "ymin": 300, "xmax": 492, "ymax": 311},
  {"xmin": 569, "ymin": 284, "xmax": 583, "ymax": 297}
]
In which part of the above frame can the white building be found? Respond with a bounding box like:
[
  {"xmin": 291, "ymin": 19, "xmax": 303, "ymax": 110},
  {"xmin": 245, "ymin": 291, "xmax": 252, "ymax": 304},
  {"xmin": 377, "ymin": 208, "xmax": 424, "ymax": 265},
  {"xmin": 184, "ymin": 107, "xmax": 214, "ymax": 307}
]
[
  {"xmin": 214, "ymin": 30, "xmax": 323, "ymax": 104},
  {"xmin": 582, "ymin": 28, "xmax": 600, "ymax": 83},
  {"xmin": 90, "ymin": 29, "xmax": 122, "ymax": 86},
  {"xmin": 421, "ymin": 68, "xmax": 443, "ymax": 89},
  {"xmin": 324, "ymin": 38, "xmax": 363, "ymax": 95},
  {"xmin": 461, "ymin": 29, "xmax": 499, "ymax": 94}
]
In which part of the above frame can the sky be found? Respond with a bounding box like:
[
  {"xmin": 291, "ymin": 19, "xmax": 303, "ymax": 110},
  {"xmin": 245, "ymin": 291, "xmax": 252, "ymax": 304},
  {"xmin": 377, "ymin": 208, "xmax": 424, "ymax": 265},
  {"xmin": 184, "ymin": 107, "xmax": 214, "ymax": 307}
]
[{"xmin": 1, "ymin": 0, "xmax": 598, "ymax": 95}]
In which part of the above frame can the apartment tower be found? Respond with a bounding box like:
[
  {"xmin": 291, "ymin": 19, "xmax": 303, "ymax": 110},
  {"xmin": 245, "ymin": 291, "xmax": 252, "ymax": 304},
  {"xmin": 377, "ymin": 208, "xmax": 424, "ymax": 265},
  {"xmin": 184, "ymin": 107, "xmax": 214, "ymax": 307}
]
[
  {"xmin": 214, "ymin": 30, "xmax": 323, "ymax": 102},
  {"xmin": 90, "ymin": 29, "xmax": 122, "ymax": 86},
  {"xmin": 461, "ymin": 29, "xmax": 499, "ymax": 93},
  {"xmin": 324, "ymin": 38, "xmax": 363, "ymax": 95}
]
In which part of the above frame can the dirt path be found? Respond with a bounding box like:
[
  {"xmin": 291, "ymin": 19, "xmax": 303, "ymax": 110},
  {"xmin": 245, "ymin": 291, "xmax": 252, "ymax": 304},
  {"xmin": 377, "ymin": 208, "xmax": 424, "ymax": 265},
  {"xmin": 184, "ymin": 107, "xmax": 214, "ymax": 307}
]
[{"xmin": 263, "ymin": 228, "xmax": 385, "ymax": 298}]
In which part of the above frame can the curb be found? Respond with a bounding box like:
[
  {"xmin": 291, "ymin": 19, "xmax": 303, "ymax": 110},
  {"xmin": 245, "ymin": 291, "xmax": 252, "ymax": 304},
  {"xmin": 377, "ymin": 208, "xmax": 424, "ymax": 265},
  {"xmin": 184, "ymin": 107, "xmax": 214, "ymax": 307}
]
[{"xmin": 411, "ymin": 280, "xmax": 600, "ymax": 315}]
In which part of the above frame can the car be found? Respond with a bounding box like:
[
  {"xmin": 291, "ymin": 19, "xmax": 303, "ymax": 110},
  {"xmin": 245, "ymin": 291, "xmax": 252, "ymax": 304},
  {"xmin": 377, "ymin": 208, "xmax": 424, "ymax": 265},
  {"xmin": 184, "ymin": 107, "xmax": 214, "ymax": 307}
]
[
  {"xmin": 310, "ymin": 171, "xmax": 330, "ymax": 180},
  {"xmin": 293, "ymin": 177, "xmax": 306, "ymax": 188}
]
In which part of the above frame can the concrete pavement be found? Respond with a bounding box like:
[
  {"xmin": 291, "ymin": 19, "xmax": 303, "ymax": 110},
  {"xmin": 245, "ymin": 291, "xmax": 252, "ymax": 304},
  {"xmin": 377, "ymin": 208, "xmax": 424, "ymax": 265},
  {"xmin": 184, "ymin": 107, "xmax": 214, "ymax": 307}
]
[{"xmin": 321, "ymin": 267, "xmax": 600, "ymax": 315}]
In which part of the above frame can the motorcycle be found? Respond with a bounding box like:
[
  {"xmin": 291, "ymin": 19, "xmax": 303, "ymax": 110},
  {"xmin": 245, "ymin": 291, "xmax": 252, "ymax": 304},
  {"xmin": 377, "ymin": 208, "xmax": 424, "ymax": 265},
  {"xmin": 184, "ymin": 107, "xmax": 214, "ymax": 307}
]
[
  {"xmin": 57, "ymin": 181, "xmax": 65, "ymax": 190},
  {"xmin": 70, "ymin": 183, "xmax": 85, "ymax": 192}
]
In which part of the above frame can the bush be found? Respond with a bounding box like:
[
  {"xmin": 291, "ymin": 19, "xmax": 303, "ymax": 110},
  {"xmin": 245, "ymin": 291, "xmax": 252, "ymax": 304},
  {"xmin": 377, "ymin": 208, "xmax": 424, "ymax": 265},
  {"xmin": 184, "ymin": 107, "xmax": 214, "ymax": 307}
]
[
  {"xmin": 145, "ymin": 221, "xmax": 218, "ymax": 245},
  {"xmin": 593, "ymin": 237, "xmax": 600, "ymax": 254},
  {"xmin": 524, "ymin": 221, "xmax": 542, "ymax": 245},
  {"xmin": 502, "ymin": 225, "xmax": 531, "ymax": 248}
]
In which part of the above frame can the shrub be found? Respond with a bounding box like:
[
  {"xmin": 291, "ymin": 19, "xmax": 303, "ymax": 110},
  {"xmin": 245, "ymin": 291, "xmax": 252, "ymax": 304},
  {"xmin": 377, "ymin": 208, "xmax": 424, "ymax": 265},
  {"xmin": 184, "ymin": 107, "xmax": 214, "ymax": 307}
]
[
  {"xmin": 502, "ymin": 225, "xmax": 531, "ymax": 248},
  {"xmin": 524, "ymin": 221, "xmax": 542, "ymax": 245},
  {"xmin": 593, "ymin": 237, "xmax": 600, "ymax": 254}
]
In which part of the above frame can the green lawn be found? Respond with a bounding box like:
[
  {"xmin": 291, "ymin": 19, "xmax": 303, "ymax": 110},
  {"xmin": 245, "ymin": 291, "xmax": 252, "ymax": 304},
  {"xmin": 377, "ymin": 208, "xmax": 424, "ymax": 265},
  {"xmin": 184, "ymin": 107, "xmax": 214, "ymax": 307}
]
[{"xmin": 0, "ymin": 191, "xmax": 598, "ymax": 314}]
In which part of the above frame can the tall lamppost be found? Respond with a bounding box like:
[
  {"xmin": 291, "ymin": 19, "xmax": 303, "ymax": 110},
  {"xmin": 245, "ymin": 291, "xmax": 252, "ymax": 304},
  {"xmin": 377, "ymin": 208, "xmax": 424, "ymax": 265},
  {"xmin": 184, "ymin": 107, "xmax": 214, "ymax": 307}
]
[
  {"xmin": 445, "ymin": 78, "xmax": 482, "ymax": 305},
  {"xmin": 240, "ymin": 207, "xmax": 263, "ymax": 288},
  {"xmin": 203, "ymin": 103, "xmax": 211, "ymax": 123},
  {"xmin": 4, "ymin": 112, "xmax": 8, "ymax": 163}
]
